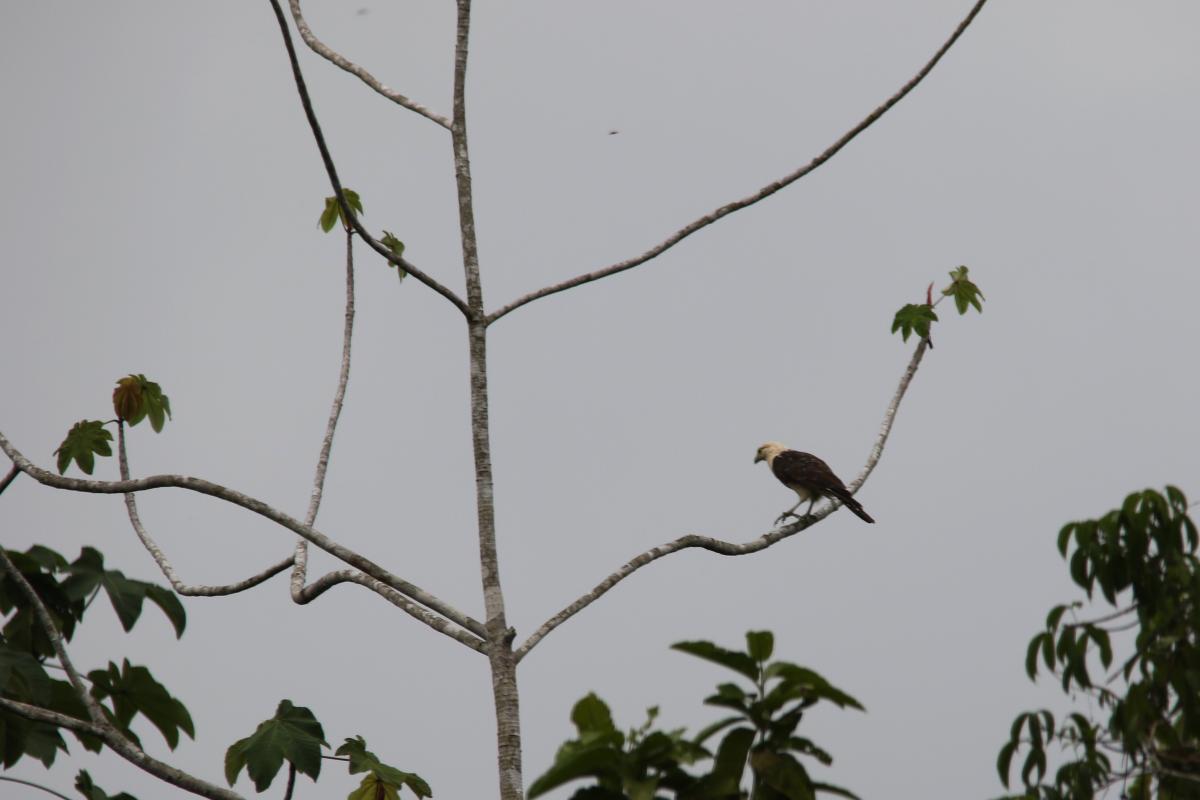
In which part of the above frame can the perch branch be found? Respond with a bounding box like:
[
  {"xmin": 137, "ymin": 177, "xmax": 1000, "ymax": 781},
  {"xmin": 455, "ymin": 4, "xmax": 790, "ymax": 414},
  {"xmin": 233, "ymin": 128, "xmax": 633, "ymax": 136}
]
[
  {"xmin": 266, "ymin": 0, "xmax": 470, "ymax": 318},
  {"xmin": 515, "ymin": 338, "xmax": 930, "ymax": 661},
  {"xmin": 486, "ymin": 0, "xmax": 990, "ymax": 324},
  {"xmin": 0, "ymin": 431, "xmax": 487, "ymax": 639},
  {"xmin": 286, "ymin": 0, "xmax": 451, "ymax": 129},
  {"xmin": 294, "ymin": 569, "xmax": 487, "ymax": 653}
]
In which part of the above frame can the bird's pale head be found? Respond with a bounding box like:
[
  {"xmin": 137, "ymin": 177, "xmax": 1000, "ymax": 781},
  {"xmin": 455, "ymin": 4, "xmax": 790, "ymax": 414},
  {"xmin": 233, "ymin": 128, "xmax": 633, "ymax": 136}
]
[{"xmin": 754, "ymin": 441, "xmax": 788, "ymax": 464}]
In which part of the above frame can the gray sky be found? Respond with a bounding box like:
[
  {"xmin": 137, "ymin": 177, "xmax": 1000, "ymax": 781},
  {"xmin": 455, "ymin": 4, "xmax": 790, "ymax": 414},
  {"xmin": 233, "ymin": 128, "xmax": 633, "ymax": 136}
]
[{"xmin": 2, "ymin": 1, "xmax": 1199, "ymax": 798}]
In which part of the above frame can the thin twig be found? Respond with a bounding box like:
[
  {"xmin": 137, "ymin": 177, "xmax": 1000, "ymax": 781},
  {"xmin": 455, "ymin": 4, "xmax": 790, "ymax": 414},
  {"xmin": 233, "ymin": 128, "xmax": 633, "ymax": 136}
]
[
  {"xmin": 293, "ymin": 227, "xmax": 357, "ymax": 600},
  {"xmin": 285, "ymin": 0, "xmax": 451, "ymax": 129},
  {"xmin": 265, "ymin": 0, "xmax": 470, "ymax": 317},
  {"xmin": 283, "ymin": 764, "xmax": 297, "ymax": 800},
  {"xmin": 515, "ymin": 337, "xmax": 930, "ymax": 661},
  {"xmin": 0, "ymin": 430, "xmax": 486, "ymax": 639},
  {"xmin": 0, "ymin": 462, "xmax": 18, "ymax": 495},
  {"xmin": 0, "ymin": 552, "xmax": 245, "ymax": 800},
  {"xmin": 485, "ymin": 0, "xmax": 990, "ymax": 325},
  {"xmin": 1063, "ymin": 605, "xmax": 1137, "ymax": 629},
  {"xmin": 118, "ymin": 425, "xmax": 294, "ymax": 596},
  {"xmin": 0, "ymin": 774, "xmax": 75, "ymax": 800},
  {"xmin": 295, "ymin": 569, "xmax": 487, "ymax": 653}
]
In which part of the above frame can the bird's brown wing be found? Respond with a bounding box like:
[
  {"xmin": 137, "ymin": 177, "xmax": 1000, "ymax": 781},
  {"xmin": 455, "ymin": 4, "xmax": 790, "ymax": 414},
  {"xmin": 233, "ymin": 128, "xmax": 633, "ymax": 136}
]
[{"xmin": 771, "ymin": 450, "xmax": 845, "ymax": 494}]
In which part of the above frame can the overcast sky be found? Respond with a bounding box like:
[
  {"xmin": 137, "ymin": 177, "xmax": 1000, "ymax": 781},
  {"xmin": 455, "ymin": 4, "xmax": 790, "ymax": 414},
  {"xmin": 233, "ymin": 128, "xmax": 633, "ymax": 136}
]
[{"xmin": 3, "ymin": 1, "xmax": 1199, "ymax": 798}]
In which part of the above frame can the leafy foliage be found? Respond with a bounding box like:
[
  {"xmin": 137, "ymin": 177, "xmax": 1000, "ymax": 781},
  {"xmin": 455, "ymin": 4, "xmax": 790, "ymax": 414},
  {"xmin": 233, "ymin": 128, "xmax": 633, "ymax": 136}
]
[
  {"xmin": 87, "ymin": 660, "xmax": 194, "ymax": 749},
  {"xmin": 531, "ymin": 630, "xmax": 861, "ymax": 800},
  {"xmin": 75, "ymin": 769, "xmax": 139, "ymax": 800},
  {"xmin": 996, "ymin": 487, "xmax": 1200, "ymax": 799},
  {"xmin": 54, "ymin": 420, "xmax": 112, "ymax": 475},
  {"xmin": 381, "ymin": 230, "xmax": 408, "ymax": 281},
  {"xmin": 890, "ymin": 303, "xmax": 938, "ymax": 342},
  {"xmin": 891, "ymin": 266, "xmax": 984, "ymax": 342},
  {"xmin": 338, "ymin": 735, "xmax": 432, "ymax": 799},
  {"xmin": 112, "ymin": 374, "xmax": 171, "ymax": 432},
  {"xmin": 225, "ymin": 700, "xmax": 327, "ymax": 792},
  {"xmin": 0, "ymin": 545, "xmax": 189, "ymax": 770},
  {"xmin": 942, "ymin": 265, "xmax": 984, "ymax": 314},
  {"xmin": 319, "ymin": 188, "xmax": 364, "ymax": 232}
]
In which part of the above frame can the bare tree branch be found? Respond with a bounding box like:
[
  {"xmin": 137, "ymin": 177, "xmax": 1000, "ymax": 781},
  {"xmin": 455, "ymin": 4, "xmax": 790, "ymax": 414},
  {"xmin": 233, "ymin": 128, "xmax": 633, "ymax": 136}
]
[
  {"xmin": 485, "ymin": 0, "xmax": 990, "ymax": 325},
  {"xmin": 0, "ymin": 774, "xmax": 75, "ymax": 800},
  {"xmin": 115, "ymin": 425, "xmax": 294, "ymax": 596},
  {"xmin": 285, "ymin": 0, "xmax": 451, "ymax": 130},
  {"xmin": 293, "ymin": 227, "xmax": 357, "ymax": 600},
  {"xmin": 265, "ymin": 0, "xmax": 471, "ymax": 318},
  {"xmin": 0, "ymin": 696, "xmax": 106, "ymax": 740},
  {"xmin": 0, "ymin": 550, "xmax": 246, "ymax": 800},
  {"xmin": 515, "ymin": 338, "xmax": 931, "ymax": 661},
  {"xmin": 0, "ymin": 431, "xmax": 487, "ymax": 639},
  {"xmin": 0, "ymin": 462, "xmax": 18, "ymax": 495},
  {"xmin": 294, "ymin": 569, "xmax": 486, "ymax": 652}
]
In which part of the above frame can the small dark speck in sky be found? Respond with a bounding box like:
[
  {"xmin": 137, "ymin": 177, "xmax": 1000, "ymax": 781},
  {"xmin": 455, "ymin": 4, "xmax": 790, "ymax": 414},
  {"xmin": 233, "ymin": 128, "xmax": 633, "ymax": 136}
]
[{"xmin": 356, "ymin": 7, "xmax": 370, "ymax": 15}]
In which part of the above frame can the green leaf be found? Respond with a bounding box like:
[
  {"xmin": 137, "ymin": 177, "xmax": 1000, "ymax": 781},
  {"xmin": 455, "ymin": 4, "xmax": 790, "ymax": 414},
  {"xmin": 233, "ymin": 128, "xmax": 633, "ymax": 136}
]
[
  {"xmin": 571, "ymin": 693, "xmax": 617, "ymax": 737},
  {"xmin": 1025, "ymin": 634, "xmax": 1045, "ymax": 680},
  {"xmin": 693, "ymin": 715, "xmax": 742, "ymax": 747},
  {"xmin": 750, "ymin": 749, "xmax": 815, "ymax": 800},
  {"xmin": 145, "ymin": 585, "xmax": 186, "ymax": 638},
  {"xmin": 890, "ymin": 303, "xmax": 938, "ymax": 342},
  {"xmin": 225, "ymin": 700, "xmax": 326, "ymax": 791},
  {"xmin": 811, "ymin": 781, "xmax": 861, "ymax": 800},
  {"xmin": 319, "ymin": 197, "xmax": 340, "ymax": 232},
  {"xmin": 347, "ymin": 773, "xmax": 399, "ymax": 800},
  {"xmin": 54, "ymin": 420, "xmax": 113, "ymax": 475},
  {"xmin": 942, "ymin": 265, "xmax": 984, "ymax": 314},
  {"xmin": 112, "ymin": 375, "xmax": 171, "ymax": 432},
  {"xmin": 86, "ymin": 660, "xmax": 194, "ymax": 749},
  {"xmin": 343, "ymin": 188, "xmax": 364, "ymax": 216},
  {"xmin": 671, "ymin": 640, "xmax": 759, "ymax": 681},
  {"xmin": 746, "ymin": 630, "xmax": 774, "ymax": 662},
  {"xmin": 707, "ymin": 727, "xmax": 755, "ymax": 791},
  {"xmin": 381, "ymin": 230, "xmax": 408, "ymax": 281},
  {"xmin": 997, "ymin": 739, "xmax": 1017, "ymax": 787},
  {"xmin": 75, "ymin": 770, "xmax": 139, "ymax": 800},
  {"xmin": 527, "ymin": 743, "xmax": 623, "ymax": 799},
  {"xmin": 770, "ymin": 664, "xmax": 864, "ymax": 711},
  {"xmin": 336, "ymin": 736, "xmax": 432, "ymax": 799}
]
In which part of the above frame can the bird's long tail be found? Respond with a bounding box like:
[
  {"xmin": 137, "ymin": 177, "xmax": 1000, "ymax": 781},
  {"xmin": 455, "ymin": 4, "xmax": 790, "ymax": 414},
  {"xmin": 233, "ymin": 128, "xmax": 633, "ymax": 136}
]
[{"xmin": 834, "ymin": 491, "xmax": 875, "ymax": 524}]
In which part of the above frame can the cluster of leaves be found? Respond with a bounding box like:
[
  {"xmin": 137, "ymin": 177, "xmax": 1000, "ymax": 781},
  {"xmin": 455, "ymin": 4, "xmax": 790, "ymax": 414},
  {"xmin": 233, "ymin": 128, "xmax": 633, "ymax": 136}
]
[
  {"xmin": 317, "ymin": 188, "xmax": 408, "ymax": 281},
  {"xmin": 891, "ymin": 265, "xmax": 984, "ymax": 342},
  {"xmin": 530, "ymin": 631, "xmax": 862, "ymax": 800},
  {"xmin": 225, "ymin": 700, "xmax": 431, "ymax": 799},
  {"xmin": 0, "ymin": 545, "xmax": 188, "ymax": 779},
  {"xmin": 996, "ymin": 487, "xmax": 1200, "ymax": 799},
  {"xmin": 54, "ymin": 374, "xmax": 171, "ymax": 475}
]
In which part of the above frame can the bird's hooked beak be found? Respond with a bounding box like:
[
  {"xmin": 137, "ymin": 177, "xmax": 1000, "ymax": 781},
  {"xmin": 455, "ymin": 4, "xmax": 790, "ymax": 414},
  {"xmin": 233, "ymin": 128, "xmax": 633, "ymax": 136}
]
[{"xmin": 754, "ymin": 452, "xmax": 764, "ymax": 464}]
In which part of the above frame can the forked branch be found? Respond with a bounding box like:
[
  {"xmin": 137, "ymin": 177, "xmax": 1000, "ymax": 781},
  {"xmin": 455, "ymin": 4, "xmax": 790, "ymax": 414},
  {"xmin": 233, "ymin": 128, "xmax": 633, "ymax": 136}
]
[
  {"xmin": 285, "ymin": 0, "xmax": 451, "ymax": 129},
  {"xmin": 0, "ymin": 431, "xmax": 486, "ymax": 639},
  {"xmin": 266, "ymin": 0, "xmax": 470, "ymax": 317},
  {"xmin": 515, "ymin": 338, "xmax": 931, "ymax": 661},
  {"xmin": 486, "ymin": 0, "xmax": 990, "ymax": 324}
]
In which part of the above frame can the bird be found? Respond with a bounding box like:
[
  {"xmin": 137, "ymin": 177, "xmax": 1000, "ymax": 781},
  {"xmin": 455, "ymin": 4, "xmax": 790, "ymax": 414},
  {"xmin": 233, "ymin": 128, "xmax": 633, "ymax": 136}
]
[{"xmin": 754, "ymin": 442, "xmax": 874, "ymax": 524}]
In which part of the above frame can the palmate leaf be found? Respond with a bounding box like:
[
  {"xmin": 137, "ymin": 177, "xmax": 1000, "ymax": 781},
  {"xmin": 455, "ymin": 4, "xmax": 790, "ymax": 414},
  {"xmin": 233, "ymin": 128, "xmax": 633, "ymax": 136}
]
[
  {"xmin": 337, "ymin": 736, "xmax": 432, "ymax": 799},
  {"xmin": 61, "ymin": 547, "xmax": 185, "ymax": 637},
  {"xmin": 112, "ymin": 375, "xmax": 171, "ymax": 432},
  {"xmin": 890, "ymin": 303, "xmax": 938, "ymax": 342},
  {"xmin": 87, "ymin": 660, "xmax": 194, "ymax": 749},
  {"xmin": 942, "ymin": 265, "xmax": 985, "ymax": 314},
  {"xmin": 54, "ymin": 420, "xmax": 112, "ymax": 475},
  {"xmin": 572, "ymin": 693, "xmax": 618, "ymax": 738},
  {"xmin": 225, "ymin": 700, "xmax": 327, "ymax": 792},
  {"xmin": 319, "ymin": 188, "xmax": 364, "ymax": 232}
]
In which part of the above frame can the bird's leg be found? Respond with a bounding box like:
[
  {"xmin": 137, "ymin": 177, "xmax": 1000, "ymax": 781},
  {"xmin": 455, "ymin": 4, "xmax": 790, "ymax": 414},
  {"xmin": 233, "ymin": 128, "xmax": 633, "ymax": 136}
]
[
  {"xmin": 775, "ymin": 499, "xmax": 803, "ymax": 525},
  {"xmin": 805, "ymin": 497, "xmax": 818, "ymax": 520}
]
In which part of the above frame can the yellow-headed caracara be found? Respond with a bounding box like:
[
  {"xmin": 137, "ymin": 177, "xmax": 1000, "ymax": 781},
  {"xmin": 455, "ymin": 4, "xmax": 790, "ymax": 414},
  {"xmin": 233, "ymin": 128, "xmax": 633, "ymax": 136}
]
[{"xmin": 754, "ymin": 442, "xmax": 874, "ymax": 524}]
